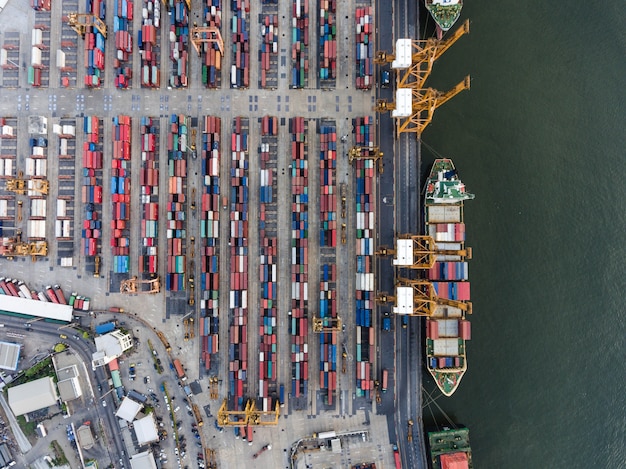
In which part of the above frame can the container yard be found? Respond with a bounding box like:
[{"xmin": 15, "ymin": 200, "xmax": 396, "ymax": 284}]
[
  {"xmin": 200, "ymin": 115, "xmax": 221, "ymax": 371},
  {"xmin": 230, "ymin": 0, "xmax": 250, "ymax": 88},
  {"xmin": 139, "ymin": 116, "xmax": 160, "ymax": 274},
  {"xmin": 113, "ymin": 0, "xmax": 134, "ymax": 89},
  {"xmin": 111, "ymin": 115, "xmax": 132, "ymax": 273},
  {"xmin": 81, "ymin": 116, "xmax": 104, "ymax": 265},
  {"xmin": 318, "ymin": 0, "xmax": 337, "ymax": 87},
  {"xmin": 259, "ymin": 13, "xmax": 278, "ymax": 89},
  {"xmin": 290, "ymin": 116, "xmax": 309, "ymax": 404},
  {"xmin": 291, "ymin": 0, "xmax": 309, "ymax": 88},
  {"xmin": 166, "ymin": 114, "xmax": 188, "ymax": 291},
  {"xmin": 83, "ymin": 0, "xmax": 106, "ymax": 88},
  {"xmin": 354, "ymin": 116, "xmax": 376, "ymax": 398},
  {"xmin": 167, "ymin": 0, "xmax": 189, "ymax": 88},
  {"xmin": 201, "ymin": 0, "xmax": 223, "ymax": 88},
  {"xmin": 355, "ymin": 7, "xmax": 374, "ymax": 90},
  {"xmin": 139, "ymin": 0, "xmax": 161, "ymax": 88},
  {"xmin": 228, "ymin": 116, "xmax": 249, "ymax": 411},
  {"xmin": 258, "ymin": 115, "xmax": 279, "ymax": 409}
]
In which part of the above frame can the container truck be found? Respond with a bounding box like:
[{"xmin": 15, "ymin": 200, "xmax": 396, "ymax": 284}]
[{"xmin": 381, "ymin": 369, "xmax": 388, "ymax": 393}]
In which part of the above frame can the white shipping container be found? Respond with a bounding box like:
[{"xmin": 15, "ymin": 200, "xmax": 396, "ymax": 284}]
[
  {"xmin": 28, "ymin": 219, "xmax": 46, "ymax": 238},
  {"xmin": 32, "ymin": 146, "xmax": 44, "ymax": 156},
  {"xmin": 242, "ymin": 290, "xmax": 247, "ymax": 308},
  {"xmin": 25, "ymin": 158, "xmax": 35, "ymax": 175},
  {"xmin": 56, "ymin": 50, "xmax": 66, "ymax": 68},
  {"xmin": 60, "ymin": 139, "xmax": 68, "ymax": 155},
  {"xmin": 0, "ymin": 49, "xmax": 7, "ymax": 66},
  {"xmin": 0, "ymin": 199, "xmax": 7, "ymax": 217},
  {"xmin": 3, "ymin": 159, "xmax": 12, "ymax": 176},
  {"xmin": 31, "ymin": 47, "xmax": 42, "ymax": 65},
  {"xmin": 60, "ymin": 257, "xmax": 73, "ymax": 267},
  {"xmin": 32, "ymin": 29, "xmax": 43, "ymax": 46},
  {"xmin": 2, "ymin": 125, "xmax": 14, "ymax": 136},
  {"xmin": 53, "ymin": 124, "xmax": 62, "ymax": 135},
  {"xmin": 30, "ymin": 198, "xmax": 47, "ymax": 217},
  {"xmin": 230, "ymin": 290, "xmax": 235, "ymax": 308},
  {"xmin": 36, "ymin": 159, "xmax": 46, "ymax": 176},
  {"xmin": 55, "ymin": 219, "xmax": 62, "ymax": 237},
  {"xmin": 57, "ymin": 199, "xmax": 67, "ymax": 217},
  {"xmin": 62, "ymin": 125, "xmax": 75, "ymax": 136}
]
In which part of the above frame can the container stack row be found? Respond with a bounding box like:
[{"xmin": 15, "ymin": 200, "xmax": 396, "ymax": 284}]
[
  {"xmin": 228, "ymin": 116, "xmax": 249, "ymax": 409},
  {"xmin": 167, "ymin": 0, "xmax": 189, "ymax": 88},
  {"xmin": 113, "ymin": 0, "xmax": 133, "ymax": 88},
  {"xmin": 318, "ymin": 0, "xmax": 336, "ymax": 85},
  {"xmin": 31, "ymin": 0, "xmax": 51, "ymax": 10},
  {"xmin": 259, "ymin": 14, "xmax": 278, "ymax": 89},
  {"xmin": 200, "ymin": 115, "xmax": 221, "ymax": 371},
  {"xmin": 289, "ymin": 116, "xmax": 309, "ymax": 398},
  {"xmin": 139, "ymin": 116, "xmax": 159, "ymax": 274},
  {"xmin": 258, "ymin": 115, "xmax": 279, "ymax": 408},
  {"xmin": 353, "ymin": 116, "xmax": 375, "ymax": 398},
  {"xmin": 0, "ymin": 35, "xmax": 20, "ymax": 89},
  {"xmin": 29, "ymin": 28, "xmax": 47, "ymax": 87},
  {"xmin": 355, "ymin": 6, "xmax": 373, "ymax": 90},
  {"xmin": 58, "ymin": 0, "xmax": 78, "ymax": 88},
  {"xmin": 201, "ymin": 0, "xmax": 222, "ymax": 88},
  {"xmin": 291, "ymin": 0, "xmax": 309, "ymax": 88},
  {"xmin": 139, "ymin": 0, "xmax": 161, "ymax": 88},
  {"xmin": 166, "ymin": 114, "xmax": 188, "ymax": 291},
  {"xmin": 81, "ymin": 116, "xmax": 103, "ymax": 258},
  {"xmin": 69, "ymin": 292, "xmax": 91, "ymax": 311},
  {"xmin": 84, "ymin": 0, "xmax": 106, "ymax": 88},
  {"xmin": 0, "ymin": 118, "xmax": 17, "ymax": 241},
  {"xmin": 230, "ymin": 0, "xmax": 250, "ymax": 88},
  {"xmin": 110, "ymin": 115, "xmax": 131, "ymax": 273},
  {"xmin": 318, "ymin": 263, "xmax": 337, "ymax": 405},
  {"xmin": 26, "ymin": 133, "xmax": 49, "ymax": 241},
  {"xmin": 319, "ymin": 123, "xmax": 337, "ymax": 247},
  {"xmin": 53, "ymin": 121, "xmax": 77, "ymax": 266}
]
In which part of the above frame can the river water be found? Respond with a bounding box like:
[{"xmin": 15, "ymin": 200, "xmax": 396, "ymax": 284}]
[{"xmin": 418, "ymin": 1, "xmax": 626, "ymax": 468}]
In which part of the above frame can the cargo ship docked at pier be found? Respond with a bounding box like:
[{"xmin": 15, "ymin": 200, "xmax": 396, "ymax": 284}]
[
  {"xmin": 425, "ymin": 0, "xmax": 463, "ymax": 35},
  {"xmin": 427, "ymin": 426, "xmax": 473, "ymax": 469},
  {"xmin": 424, "ymin": 158, "xmax": 473, "ymax": 396}
]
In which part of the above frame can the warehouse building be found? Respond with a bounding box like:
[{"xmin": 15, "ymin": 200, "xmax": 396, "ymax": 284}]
[
  {"xmin": 115, "ymin": 396, "xmax": 143, "ymax": 422},
  {"xmin": 8, "ymin": 376, "xmax": 58, "ymax": 416},
  {"xmin": 0, "ymin": 341, "xmax": 20, "ymax": 371},
  {"xmin": 92, "ymin": 330, "xmax": 133, "ymax": 367},
  {"xmin": 130, "ymin": 451, "xmax": 158, "ymax": 469},
  {"xmin": 134, "ymin": 414, "xmax": 159, "ymax": 446},
  {"xmin": 56, "ymin": 364, "xmax": 82, "ymax": 401}
]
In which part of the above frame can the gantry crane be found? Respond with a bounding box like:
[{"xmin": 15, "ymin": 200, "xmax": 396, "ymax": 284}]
[
  {"xmin": 183, "ymin": 317, "xmax": 195, "ymax": 341},
  {"xmin": 67, "ymin": 13, "xmax": 107, "ymax": 38},
  {"xmin": 312, "ymin": 316, "xmax": 343, "ymax": 333},
  {"xmin": 376, "ymin": 278, "xmax": 472, "ymax": 317},
  {"xmin": 209, "ymin": 376, "xmax": 219, "ymax": 400},
  {"xmin": 120, "ymin": 276, "xmax": 161, "ymax": 294},
  {"xmin": 0, "ymin": 231, "xmax": 48, "ymax": 261},
  {"xmin": 190, "ymin": 26, "xmax": 224, "ymax": 57},
  {"xmin": 375, "ymin": 19, "xmax": 469, "ymax": 90},
  {"xmin": 375, "ymin": 76, "xmax": 470, "ymax": 135},
  {"xmin": 348, "ymin": 146, "xmax": 384, "ymax": 173},
  {"xmin": 376, "ymin": 235, "xmax": 472, "ymax": 269},
  {"xmin": 5, "ymin": 171, "xmax": 49, "ymax": 195},
  {"xmin": 217, "ymin": 399, "xmax": 280, "ymax": 427},
  {"xmin": 205, "ymin": 449, "xmax": 217, "ymax": 469}
]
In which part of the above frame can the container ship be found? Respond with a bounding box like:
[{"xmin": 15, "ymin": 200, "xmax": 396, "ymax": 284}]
[
  {"xmin": 425, "ymin": 0, "xmax": 463, "ymax": 35},
  {"xmin": 424, "ymin": 158, "xmax": 473, "ymax": 396},
  {"xmin": 427, "ymin": 426, "xmax": 473, "ymax": 469}
]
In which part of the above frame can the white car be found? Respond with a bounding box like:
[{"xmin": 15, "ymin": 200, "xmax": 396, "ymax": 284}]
[{"xmin": 102, "ymin": 401, "xmax": 107, "ymax": 407}]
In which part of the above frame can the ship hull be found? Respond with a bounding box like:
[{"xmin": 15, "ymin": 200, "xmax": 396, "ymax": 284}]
[{"xmin": 425, "ymin": 0, "xmax": 463, "ymax": 32}]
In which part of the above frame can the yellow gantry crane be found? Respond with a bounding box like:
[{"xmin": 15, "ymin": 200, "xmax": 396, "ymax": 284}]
[
  {"xmin": 67, "ymin": 13, "xmax": 107, "ymax": 38},
  {"xmin": 376, "ymin": 278, "xmax": 472, "ymax": 317},
  {"xmin": 375, "ymin": 76, "xmax": 470, "ymax": 135},
  {"xmin": 376, "ymin": 235, "xmax": 472, "ymax": 269},
  {"xmin": 205, "ymin": 449, "xmax": 217, "ymax": 469},
  {"xmin": 312, "ymin": 316, "xmax": 342, "ymax": 333},
  {"xmin": 190, "ymin": 26, "xmax": 224, "ymax": 57},
  {"xmin": 5, "ymin": 171, "xmax": 49, "ymax": 195},
  {"xmin": 217, "ymin": 399, "xmax": 280, "ymax": 427},
  {"xmin": 209, "ymin": 376, "xmax": 219, "ymax": 400},
  {"xmin": 375, "ymin": 19, "xmax": 469, "ymax": 90},
  {"xmin": 120, "ymin": 276, "xmax": 161, "ymax": 294}
]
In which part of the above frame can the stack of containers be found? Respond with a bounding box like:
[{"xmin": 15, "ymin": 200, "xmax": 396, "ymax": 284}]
[
  {"xmin": 319, "ymin": 123, "xmax": 336, "ymax": 247},
  {"xmin": 0, "ymin": 118, "xmax": 16, "ymax": 245},
  {"xmin": 167, "ymin": 0, "xmax": 189, "ymax": 88},
  {"xmin": 355, "ymin": 6, "xmax": 373, "ymax": 90},
  {"xmin": 139, "ymin": 0, "xmax": 161, "ymax": 88},
  {"xmin": 166, "ymin": 114, "xmax": 188, "ymax": 291},
  {"xmin": 291, "ymin": 0, "xmax": 309, "ymax": 88},
  {"xmin": 29, "ymin": 28, "xmax": 45, "ymax": 87},
  {"xmin": 289, "ymin": 116, "xmax": 309, "ymax": 398},
  {"xmin": 81, "ymin": 116, "xmax": 103, "ymax": 258},
  {"xmin": 230, "ymin": 0, "xmax": 250, "ymax": 88},
  {"xmin": 258, "ymin": 115, "xmax": 279, "ymax": 410},
  {"xmin": 26, "ymin": 135, "xmax": 48, "ymax": 240},
  {"xmin": 229, "ymin": 116, "xmax": 249, "ymax": 409},
  {"xmin": 139, "ymin": 117, "xmax": 159, "ymax": 273},
  {"xmin": 84, "ymin": 0, "xmax": 106, "ymax": 87},
  {"xmin": 54, "ymin": 123, "xmax": 76, "ymax": 247},
  {"xmin": 353, "ymin": 116, "xmax": 375, "ymax": 398},
  {"xmin": 200, "ymin": 115, "xmax": 221, "ymax": 371},
  {"xmin": 201, "ymin": 0, "xmax": 222, "ymax": 88},
  {"xmin": 318, "ymin": 264, "xmax": 337, "ymax": 405},
  {"xmin": 318, "ymin": 0, "xmax": 336, "ymax": 84},
  {"xmin": 110, "ymin": 116, "xmax": 131, "ymax": 273},
  {"xmin": 31, "ymin": 0, "xmax": 51, "ymax": 10},
  {"xmin": 113, "ymin": 0, "xmax": 134, "ymax": 88},
  {"xmin": 259, "ymin": 14, "xmax": 278, "ymax": 89}
]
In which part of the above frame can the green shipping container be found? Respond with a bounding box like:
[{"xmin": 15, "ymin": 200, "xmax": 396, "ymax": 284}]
[{"xmin": 28, "ymin": 66, "xmax": 35, "ymax": 85}]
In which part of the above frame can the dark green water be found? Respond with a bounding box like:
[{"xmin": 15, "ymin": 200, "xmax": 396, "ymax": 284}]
[{"xmin": 419, "ymin": 1, "xmax": 626, "ymax": 468}]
